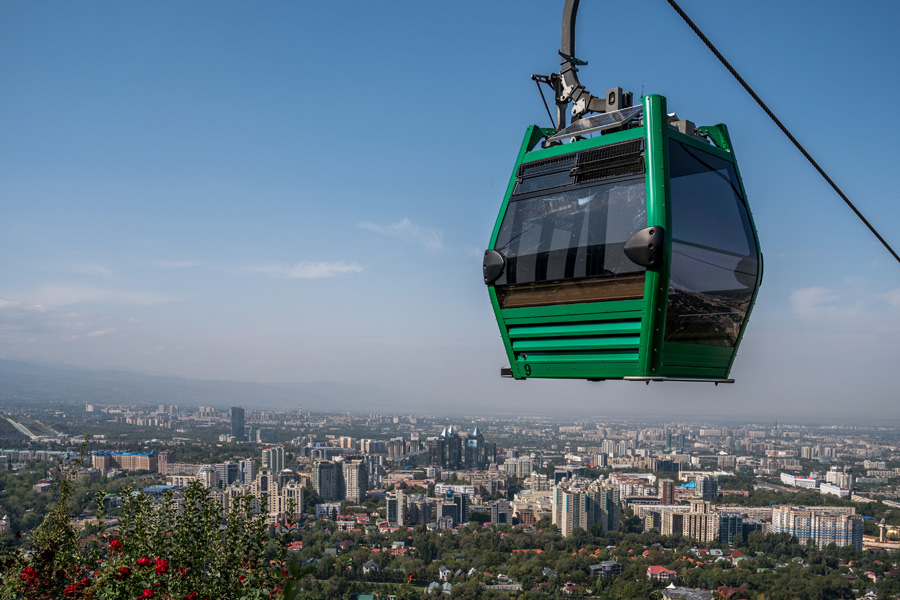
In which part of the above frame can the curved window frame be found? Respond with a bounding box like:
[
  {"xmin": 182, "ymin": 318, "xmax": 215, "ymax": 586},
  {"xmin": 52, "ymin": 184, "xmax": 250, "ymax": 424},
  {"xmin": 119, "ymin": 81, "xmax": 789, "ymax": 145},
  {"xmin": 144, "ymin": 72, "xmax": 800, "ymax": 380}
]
[{"xmin": 664, "ymin": 140, "xmax": 759, "ymax": 347}]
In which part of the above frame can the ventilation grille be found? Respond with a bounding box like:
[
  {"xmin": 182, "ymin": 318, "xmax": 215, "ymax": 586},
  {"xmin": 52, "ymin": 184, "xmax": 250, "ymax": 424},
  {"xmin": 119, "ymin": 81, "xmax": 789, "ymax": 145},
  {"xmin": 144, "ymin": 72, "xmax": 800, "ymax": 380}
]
[
  {"xmin": 506, "ymin": 318, "xmax": 642, "ymax": 364},
  {"xmin": 513, "ymin": 139, "xmax": 645, "ymax": 195},
  {"xmin": 573, "ymin": 139, "xmax": 645, "ymax": 183}
]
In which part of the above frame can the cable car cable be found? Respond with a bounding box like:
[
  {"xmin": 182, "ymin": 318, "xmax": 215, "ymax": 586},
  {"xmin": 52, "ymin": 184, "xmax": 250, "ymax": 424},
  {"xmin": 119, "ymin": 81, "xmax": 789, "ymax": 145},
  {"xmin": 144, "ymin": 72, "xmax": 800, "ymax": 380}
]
[{"xmin": 665, "ymin": 0, "xmax": 900, "ymax": 265}]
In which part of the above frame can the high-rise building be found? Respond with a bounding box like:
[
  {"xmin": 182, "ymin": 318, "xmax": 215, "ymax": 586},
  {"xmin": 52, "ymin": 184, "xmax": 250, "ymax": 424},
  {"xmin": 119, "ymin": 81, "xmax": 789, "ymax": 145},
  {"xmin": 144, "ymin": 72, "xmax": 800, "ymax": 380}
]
[
  {"xmin": 594, "ymin": 484, "xmax": 621, "ymax": 534},
  {"xmin": 684, "ymin": 510, "xmax": 720, "ymax": 543},
  {"xmin": 246, "ymin": 426, "xmax": 260, "ymax": 444},
  {"xmin": 719, "ymin": 512, "xmax": 743, "ymax": 545},
  {"xmin": 261, "ymin": 446, "xmax": 285, "ymax": 474},
  {"xmin": 660, "ymin": 510, "xmax": 685, "ymax": 537},
  {"xmin": 387, "ymin": 438, "xmax": 406, "ymax": 461},
  {"xmin": 239, "ymin": 459, "xmax": 257, "ymax": 484},
  {"xmin": 465, "ymin": 426, "xmax": 494, "ymax": 469},
  {"xmin": 274, "ymin": 483, "xmax": 304, "ymax": 524},
  {"xmin": 660, "ymin": 479, "xmax": 675, "ymax": 505},
  {"xmin": 386, "ymin": 491, "xmax": 406, "ymax": 527},
  {"xmin": 198, "ymin": 467, "xmax": 219, "ymax": 489},
  {"xmin": 504, "ymin": 456, "xmax": 535, "ymax": 478},
  {"xmin": 364, "ymin": 454, "xmax": 384, "ymax": 489},
  {"xmin": 157, "ymin": 451, "xmax": 175, "ymax": 476},
  {"xmin": 771, "ymin": 505, "xmax": 863, "ymax": 551},
  {"xmin": 214, "ymin": 461, "xmax": 240, "ymax": 487},
  {"xmin": 696, "ymin": 474, "xmax": 718, "ymax": 501},
  {"xmin": 438, "ymin": 426, "xmax": 463, "ymax": 469},
  {"xmin": 406, "ymin": 495, "xmax": 431, "ymax": 526},
  {"xmin": 231, "ymin": 407, "xmax": 246, "ymax": 442},
  {"xmin": 491, "ymin": 500, "xmax": 513, "ymax": 525},
  {"xmin": 438, "ymin": 490, "xmax": 469, "ymax": 526},
  {"xmin": 524, "ymin": 472, "xmax": 551, "ymax": 491},
  {"xmin": 552, "ymin": 481, "xmax": 620, "ymax": 537},
  {"xmin": 825, "ymin": 466, "xmax": 854, "ymax": 490},
  {"xmin": 342, "ymin": 460, "xmax": 368, "ymax": 503},
  {"xmin": 314, "ymin": 461, "xmax": 342, "ymax": 502}
]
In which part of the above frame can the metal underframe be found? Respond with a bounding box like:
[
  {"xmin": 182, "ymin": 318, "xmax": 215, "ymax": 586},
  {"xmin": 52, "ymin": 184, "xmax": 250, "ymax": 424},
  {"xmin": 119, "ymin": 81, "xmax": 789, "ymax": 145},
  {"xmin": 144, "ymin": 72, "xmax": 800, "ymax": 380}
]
[{"xmin": 624, "ymin": 377, "xmax": 735, "ymax": 385}]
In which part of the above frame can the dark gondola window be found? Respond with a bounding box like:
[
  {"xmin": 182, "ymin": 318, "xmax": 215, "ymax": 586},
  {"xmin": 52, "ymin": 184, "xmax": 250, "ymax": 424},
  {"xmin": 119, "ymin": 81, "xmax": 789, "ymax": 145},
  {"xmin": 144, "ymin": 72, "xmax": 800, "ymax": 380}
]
[
  {"xmin": 493, "ymin": 176, "xmax": 647, "ymax": 286},
  {"xmin": 665, "ymin": 141, "xmax": 759, "ymax": 346}
]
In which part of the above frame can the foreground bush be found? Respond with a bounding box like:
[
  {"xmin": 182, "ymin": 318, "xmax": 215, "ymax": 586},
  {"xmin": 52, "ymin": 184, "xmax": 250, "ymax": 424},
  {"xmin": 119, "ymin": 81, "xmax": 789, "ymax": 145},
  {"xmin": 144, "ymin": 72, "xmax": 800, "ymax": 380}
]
[{"xmin": 0, "ymin": 452, "xmax": 299, "ymax": 600}]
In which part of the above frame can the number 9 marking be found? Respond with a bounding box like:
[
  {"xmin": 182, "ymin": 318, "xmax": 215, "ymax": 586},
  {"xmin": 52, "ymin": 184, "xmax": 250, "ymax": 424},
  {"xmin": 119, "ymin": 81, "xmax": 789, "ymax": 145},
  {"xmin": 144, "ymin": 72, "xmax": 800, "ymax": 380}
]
[{"xmin": 523, "ymin": 364, "xmax": 532, "ymax": 376}]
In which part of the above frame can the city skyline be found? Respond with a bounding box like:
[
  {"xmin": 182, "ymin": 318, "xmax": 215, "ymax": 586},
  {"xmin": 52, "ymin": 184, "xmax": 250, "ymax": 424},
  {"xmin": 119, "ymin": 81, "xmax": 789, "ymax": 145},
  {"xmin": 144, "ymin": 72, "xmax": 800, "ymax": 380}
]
[{"xmin": 2, "ymin": 1, "xmax": 900, "ymax": 419}]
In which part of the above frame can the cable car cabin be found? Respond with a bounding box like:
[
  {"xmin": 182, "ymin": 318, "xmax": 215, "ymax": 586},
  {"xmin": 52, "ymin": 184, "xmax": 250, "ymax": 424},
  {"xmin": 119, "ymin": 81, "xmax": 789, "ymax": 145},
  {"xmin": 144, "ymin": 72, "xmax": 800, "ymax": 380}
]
[{"xmin": 483, "ymin": 94, "xmax": 762, "ymax": 383}]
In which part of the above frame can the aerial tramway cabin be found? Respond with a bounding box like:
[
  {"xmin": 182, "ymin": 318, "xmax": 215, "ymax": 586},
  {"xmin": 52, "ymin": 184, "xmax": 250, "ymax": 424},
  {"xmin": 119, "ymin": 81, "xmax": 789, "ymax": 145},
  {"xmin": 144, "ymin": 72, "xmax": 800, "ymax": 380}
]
[{"xmin": 483, "ymin": 94, "xmax": 762, "ymax": 383}]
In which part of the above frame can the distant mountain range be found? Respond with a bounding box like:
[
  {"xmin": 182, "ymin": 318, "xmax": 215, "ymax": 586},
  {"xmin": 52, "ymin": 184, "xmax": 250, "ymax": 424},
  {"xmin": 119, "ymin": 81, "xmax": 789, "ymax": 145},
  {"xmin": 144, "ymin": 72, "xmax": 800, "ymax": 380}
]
[{"xmin": 0, "ymin": 359, "xmax": 412, "ymax": 413}]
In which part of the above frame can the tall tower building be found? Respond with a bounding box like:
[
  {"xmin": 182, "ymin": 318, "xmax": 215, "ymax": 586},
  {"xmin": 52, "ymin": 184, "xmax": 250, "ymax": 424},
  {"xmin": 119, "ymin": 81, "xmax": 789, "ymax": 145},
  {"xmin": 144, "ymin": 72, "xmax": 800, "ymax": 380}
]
[
  {"xmin": 386, "ymin": 490, "xmax": 406, "ymax": 527},
  {"xmin": 719, "ymin": 513, "xmax": 743, "ymax": 545},
  {"xmin": 660, "ymin": 479, "xmax": 675, "ymax": 505},
  {"xmin": 261, "ymin": 446, "xmax": 285, "ymax": 474},
  {"xmin": 552, "ymin": 481, "xmax": 620, "ymax": 537},
  {"xmin": 466, "ymin": 426, "xmax": 485, "ymax": 468},
  {"xmin": 314, "ymin": 461, "xmax": 342, "ymax": 502},
  {"xmin": 439, "ymin": 490, "xmax": 469, "ymax": 526},
  {"xmin": 215, "ymin": 461, "xmax": 240, "ymax": 487},
  {"xmin": 696, "ymin": 474, "xmax": 718, "ymax": 501},
  {"xmin": 593, "ymin": 484, "xmax": 621, "ymax": 534},
  {"xmin": 239, "ymin": 459, "xmax": 256, "ymax": 484},
  {"xmin": 230, "ymin": 407, "xmax": 246, "ymax": 442},
  {"xmin": 387, "ymin": 438, "xmax": 406, "ymax": 461},
  {"xmin": 442, "ymin": 426, "xmax": 463, "ymax": 469},
  {"xmin": 342, "ymin": 460, "xmax": 368, "ymax": 503}
]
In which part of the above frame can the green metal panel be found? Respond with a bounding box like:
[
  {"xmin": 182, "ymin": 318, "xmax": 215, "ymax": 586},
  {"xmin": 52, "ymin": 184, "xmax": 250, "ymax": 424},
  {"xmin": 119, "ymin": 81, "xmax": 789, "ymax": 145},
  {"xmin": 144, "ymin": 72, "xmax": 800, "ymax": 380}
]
[
  {"xmin": 513, "ymin": 336, "xmax": 640, "ymax": 352},
  {"xmin": 507, "ymin": 320, "xmax": 642, "ymax": 339},
  {"xmin": 515, "ymin": 356, "xmax": 640, "ymax": 379},
  {"xmin": 486, "ymin": 125, "xmax": 552, "ymax": 379},
  {"xmin": 501, "ymin": 298, "xmax": 644, "ymax": 322},
  {"xmin": 639, "ymin": 95, "xmax": 670, "ymax": 376},
  {"xmin": 661, "ymin": 342, "xmax": 734, "ymax": 368}
]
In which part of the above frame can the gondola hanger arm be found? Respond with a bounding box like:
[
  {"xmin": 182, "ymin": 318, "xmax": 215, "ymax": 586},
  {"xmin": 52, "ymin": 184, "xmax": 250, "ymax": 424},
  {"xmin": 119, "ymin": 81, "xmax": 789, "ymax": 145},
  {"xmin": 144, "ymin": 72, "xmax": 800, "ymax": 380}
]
[{"xmin": 557, "ymin": 0, "xmax": 609, "ymax": 126}]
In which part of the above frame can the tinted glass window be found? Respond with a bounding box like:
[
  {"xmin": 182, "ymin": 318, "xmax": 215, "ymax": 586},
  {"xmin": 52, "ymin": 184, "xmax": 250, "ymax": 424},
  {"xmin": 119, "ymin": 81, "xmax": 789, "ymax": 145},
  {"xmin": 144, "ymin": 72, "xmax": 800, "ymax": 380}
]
[
  {"xmin": 493, "ymin": 177, "xmax": 646, "ymax": 286},
  {"xmin": 665, "ymin": 141, "xmax": 759, "ymax": 346}
]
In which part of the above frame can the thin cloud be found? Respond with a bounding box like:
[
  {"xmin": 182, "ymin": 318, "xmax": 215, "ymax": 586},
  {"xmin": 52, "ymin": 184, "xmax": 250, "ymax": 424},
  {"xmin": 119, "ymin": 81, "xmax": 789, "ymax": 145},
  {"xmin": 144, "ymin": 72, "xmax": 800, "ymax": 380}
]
[
  {"xmin": 30, "ymin": 284, "xmax": 179, "ymax": 307},
  {"xmin": 68, "ymin": 263, "xmax": 114, "ymax": 277},
  {"xmin": 358, "ymin": 218, "xmax": 444, "ymax": 250},
  {"xmin": 790, "ymin": 287, "xmax": 842, "ymax": 319},
  {"xmin": 87, "ymin": 328, "xmax": 116, "ymax": 338},
  {"xmin": 788, "ymin": 286, "xmax": 897, "ymax": 320},
  {"xmin": 885, "ymin": 288, "xmax": 900, "ymax": 307},
  {"xmin": 249, "ymin": 261, "xmax": 364, "ymax": 279},
  {"xmin": 0, "ymin": 299, "xmax": 47, "ymax": 314},
  {"xmin": 154, "ymin": 260, "xmax": 204, "ymax": 269}
]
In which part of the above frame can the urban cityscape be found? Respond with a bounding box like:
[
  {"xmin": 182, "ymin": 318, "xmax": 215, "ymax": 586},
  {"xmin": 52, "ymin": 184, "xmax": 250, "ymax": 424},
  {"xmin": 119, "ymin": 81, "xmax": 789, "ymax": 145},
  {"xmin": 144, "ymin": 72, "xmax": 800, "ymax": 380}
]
[
  {"xmin": 3, "ymin": 1, "xmax": 900, "ymax": 599},
  {"xmin": 2, "ymin": 397, "xmax": 900, "ymax": 599}
]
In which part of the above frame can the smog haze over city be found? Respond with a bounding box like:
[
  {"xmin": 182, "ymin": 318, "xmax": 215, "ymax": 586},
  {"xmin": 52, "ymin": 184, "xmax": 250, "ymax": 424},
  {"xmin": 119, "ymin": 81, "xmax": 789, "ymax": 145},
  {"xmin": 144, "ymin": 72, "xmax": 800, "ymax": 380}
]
[{"xmin": 3, "ymin": 1, "xmax": 900, "ymax": 422}]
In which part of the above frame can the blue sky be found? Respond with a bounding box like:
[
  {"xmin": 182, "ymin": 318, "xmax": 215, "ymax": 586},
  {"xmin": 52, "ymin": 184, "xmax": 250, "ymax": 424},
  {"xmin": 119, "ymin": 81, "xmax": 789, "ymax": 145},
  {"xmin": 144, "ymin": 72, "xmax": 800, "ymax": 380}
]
[{"xmin": 2, "ymin": 1, "xmax": 900, "ymax": 419}]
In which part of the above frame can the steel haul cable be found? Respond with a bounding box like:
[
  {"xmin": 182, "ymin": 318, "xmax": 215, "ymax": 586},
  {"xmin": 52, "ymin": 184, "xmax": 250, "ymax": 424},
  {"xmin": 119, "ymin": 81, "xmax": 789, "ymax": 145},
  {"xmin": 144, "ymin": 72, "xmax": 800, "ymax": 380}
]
[{"xmin": 666, "ymin": 0, "xmax": 900, "ymax": 265}]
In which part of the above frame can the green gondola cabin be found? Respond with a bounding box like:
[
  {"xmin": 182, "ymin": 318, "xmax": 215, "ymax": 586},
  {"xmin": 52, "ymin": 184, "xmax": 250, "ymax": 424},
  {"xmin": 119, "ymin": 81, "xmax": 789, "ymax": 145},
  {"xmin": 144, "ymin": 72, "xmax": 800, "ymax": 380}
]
[{"xmin": 483, "ymin": 94, "xmax": 762, "ymax": 382}]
